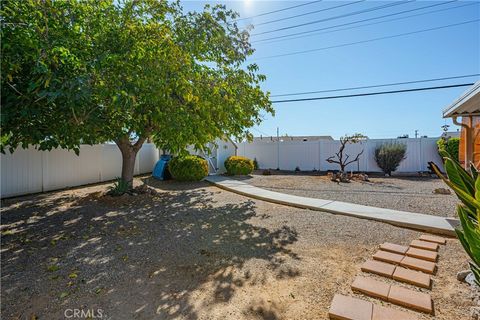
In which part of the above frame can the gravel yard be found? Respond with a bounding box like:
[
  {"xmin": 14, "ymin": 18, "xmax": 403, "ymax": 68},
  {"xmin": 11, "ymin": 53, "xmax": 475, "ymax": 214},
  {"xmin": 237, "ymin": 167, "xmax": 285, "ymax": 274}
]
[
  {"xmin": 245, "ymin": 171, "xmax": 459, "ymax": 217},
  {"xmin": 0, "ymin": 176, "xmax": 472, "ymax": 319}
]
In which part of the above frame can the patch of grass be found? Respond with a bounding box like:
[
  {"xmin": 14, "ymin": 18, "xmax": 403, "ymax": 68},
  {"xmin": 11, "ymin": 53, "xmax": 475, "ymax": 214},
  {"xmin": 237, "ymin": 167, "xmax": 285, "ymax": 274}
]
[{"xmin": 47, "ymin": 264, "xmax": 60, "ymax": 272}]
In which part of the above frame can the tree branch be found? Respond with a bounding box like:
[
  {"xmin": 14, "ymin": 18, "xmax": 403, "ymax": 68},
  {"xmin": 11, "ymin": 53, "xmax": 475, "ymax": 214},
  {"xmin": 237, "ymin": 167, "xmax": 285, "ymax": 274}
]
[{"xmin": 344, "ymin": 149, "xmax": 364, "ymax": 167}]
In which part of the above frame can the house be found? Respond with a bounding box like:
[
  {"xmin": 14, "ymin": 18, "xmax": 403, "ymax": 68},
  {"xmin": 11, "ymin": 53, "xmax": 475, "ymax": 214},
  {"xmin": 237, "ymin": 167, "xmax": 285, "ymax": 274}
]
[
  {"xmin": 441, "ymin": 131, "xmax": 460, "ymax": 139},
  {"xmin": 443, "ymin": 81, "xmax": 480, "ymax": 168},
  {"xmin": 252, "ymin": 135, "xmax": 334, "ymax": 142}
]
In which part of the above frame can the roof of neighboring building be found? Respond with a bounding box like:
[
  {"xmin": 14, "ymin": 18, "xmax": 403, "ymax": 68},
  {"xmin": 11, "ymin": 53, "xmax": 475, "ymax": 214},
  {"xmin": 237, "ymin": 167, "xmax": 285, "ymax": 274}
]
[
  {"xmin": 441, "ymin": 131, "xmax": 460, "ymax": 138},
  {"xmin": 443, "ymin": 81, "xmax": 480, "ymax": 118},
  {"xmin": 253, "ymin": 135, "xmax": 334, "ymax": 142}
]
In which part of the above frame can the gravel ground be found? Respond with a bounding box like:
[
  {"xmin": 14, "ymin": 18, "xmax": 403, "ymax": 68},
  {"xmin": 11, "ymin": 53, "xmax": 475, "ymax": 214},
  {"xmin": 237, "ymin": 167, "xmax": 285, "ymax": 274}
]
[
  {"xmin": 0, "ymin": 176, "xmax": 472, "ymax": 320},
  {"xmin": 245, "ymin": 171, "xmax": 459, "ymax": 217}
]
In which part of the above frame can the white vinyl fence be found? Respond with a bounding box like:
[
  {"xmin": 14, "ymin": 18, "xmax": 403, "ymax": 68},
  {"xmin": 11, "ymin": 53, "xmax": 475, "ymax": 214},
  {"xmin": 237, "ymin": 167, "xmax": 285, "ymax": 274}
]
[
  {"xmin": 1, "ymin": 143, "xmax": 159, "ymax": 198},
  {"xmin": 236, "ymin": 138, "xmax": 444, "ymax": 173}
]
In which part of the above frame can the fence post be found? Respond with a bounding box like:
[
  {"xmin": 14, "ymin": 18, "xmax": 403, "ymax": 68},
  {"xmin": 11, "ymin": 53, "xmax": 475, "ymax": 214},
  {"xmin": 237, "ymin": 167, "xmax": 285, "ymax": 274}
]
[
  {"xmin": 419, "ymin": 138, "xmax": 423, "ymax": 172},
  {"xmin": 318, "ymin": 140, "xmax": 322, "ymax": 171},
  {"xmin": 366, "ymin": 140, "xmax": 370, "ymax": 172}
]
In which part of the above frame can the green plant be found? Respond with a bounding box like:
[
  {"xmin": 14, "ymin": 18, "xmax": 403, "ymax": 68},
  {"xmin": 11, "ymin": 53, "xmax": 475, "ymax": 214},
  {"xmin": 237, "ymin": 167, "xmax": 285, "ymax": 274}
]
[
  {"xmin": 437, "ymin": 137, "xmax": 460, "ymax": 161},
  {"xmin": 253, "ymin": 158, "xmax": 259, "ymax": 170},
  {"xmin": 108, "ymin": 178, "xmax": 130, "ymax": 196},
  {"xmin": 168, "ymin": 155, "xmax": 208, "ymax": 181},
  {"xmin": 1, "ymin": 1, "xmax": 273, "ymax": 187},
  {"xmin": 374, "ymin": 143, "xmax": 407, "ymax": 176},
  {"xmin": 225, "ymin": 156, "xmax": 254, "ymax": 175},
  {"xmin": 430, "ymin": 152, "xmax": 480, "ymax": 286}
]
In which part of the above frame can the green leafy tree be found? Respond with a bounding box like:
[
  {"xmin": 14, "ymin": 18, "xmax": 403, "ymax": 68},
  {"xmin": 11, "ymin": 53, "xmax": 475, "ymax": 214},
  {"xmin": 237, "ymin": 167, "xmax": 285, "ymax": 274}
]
[
  {"xmin": 437, "ymin": 137, "xmax": 460, "ymax": 162},
  {"xmin": 1, "ymin": 0, "xmax": 272, "ymax": 186}
]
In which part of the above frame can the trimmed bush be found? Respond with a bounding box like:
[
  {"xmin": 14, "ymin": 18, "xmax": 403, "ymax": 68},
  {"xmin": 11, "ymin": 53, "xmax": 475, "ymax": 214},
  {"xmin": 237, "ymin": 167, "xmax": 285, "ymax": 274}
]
[
  {"xmin": 168, "ymin": 155, "xmax": 208, "ymax": 181},
  {"xmin": 374, "ymin": 143, "xmax": 407, "ymax": 176},
  {"xmin": 437, "ymin": 137, "xmax": 459, "ymax": 162},
  {"xmin": 225, "ymin": 156, "xmax": 254, "ymax": 175}
]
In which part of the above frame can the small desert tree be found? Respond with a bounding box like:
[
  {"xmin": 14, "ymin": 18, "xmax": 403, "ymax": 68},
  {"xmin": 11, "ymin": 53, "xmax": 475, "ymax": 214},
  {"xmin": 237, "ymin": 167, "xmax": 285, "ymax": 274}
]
[
  {"xmin": 374, "ymin": 143, "xmax": 407, "ymax": 176},
  {"xmin": 326, "ymin": 133, "xmax": 366, "ymax": 172},
  {"xmin": 1, "ymin": 0, "xmax": 273, "ymax": 187}
]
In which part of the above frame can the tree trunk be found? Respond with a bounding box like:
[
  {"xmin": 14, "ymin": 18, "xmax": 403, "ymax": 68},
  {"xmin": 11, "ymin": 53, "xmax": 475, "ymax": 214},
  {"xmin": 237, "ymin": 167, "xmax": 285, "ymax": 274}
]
[
  {"xmin": 116, "ymin": 135, "xmax": 147, "ymax": 188},
  {"xmin": 120, "ymin": 148, "xmax": 137, "ymax": 187}
]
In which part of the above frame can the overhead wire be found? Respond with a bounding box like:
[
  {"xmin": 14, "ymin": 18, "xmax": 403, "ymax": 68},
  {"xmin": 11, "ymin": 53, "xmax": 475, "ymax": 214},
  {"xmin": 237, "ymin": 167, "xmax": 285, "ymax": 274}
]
[
  {"xmin": 253, "ymin": 19, "xmax": 479, "ymax": 60},
  {"xmin": 251, "ymin": 1, "xmax": 413, "ymax": 36},
  {"xmin": 252, "ymin": 0, "xmax": 464, "ymax": 44},
  {"xmin": 232, "ymin": 0, "xmax": 324, "ymax": 22},
  {"xmin": 253, "ymin": 1, "xmax": 365, "ymax": 27},
  {"xmin": 271, "ymin": 83, "xmax": 475, "ymax": 103},
  {"xmin": 271, "ymin": 74, "xmax": 480, "ymax": 97}
]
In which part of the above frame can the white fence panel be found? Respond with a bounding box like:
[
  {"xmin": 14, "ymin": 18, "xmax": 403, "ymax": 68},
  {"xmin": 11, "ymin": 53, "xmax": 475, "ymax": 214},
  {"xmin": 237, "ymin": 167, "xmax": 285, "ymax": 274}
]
[
  {"xmin": 138, "ymin": 143, "xmax": 159, "ymax": 174},
  {"xmin": 238, "ymin": 137, "xmax": 444, "ymax": 173},
  {"xmin": 42, "ymin": 145, "xmax": 101, "ymax": 192},
  {"xmin": 320, "ymin": 140, "xmax": 369, "ymax": 172},
  {"xmin": 239, "ymin": 142, "xmax": 277, "ymax": 169},
  {"xmin": 1, "ymin": 147, "xmax": 43, "ymax": 197},
  {"xmin": 1, "ymin": 143, "xmax": 159, "ymax": 198},
  {"xmin": 100, "ymin": 144, "xmax": 124, "ymax": 182},
  {"xmin": 279, "ymin": 141, "xmax": 319, "ymax": 170}
]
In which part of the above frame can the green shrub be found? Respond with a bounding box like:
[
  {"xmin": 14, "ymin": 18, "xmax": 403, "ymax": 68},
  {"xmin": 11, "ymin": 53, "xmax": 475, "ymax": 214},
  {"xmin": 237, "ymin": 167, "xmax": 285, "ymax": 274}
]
[
  {"xmin": 108, "ymin": 178, "xmax": 130, "ymax": 196},
  {"xmin": 374, "ymin": 143, "xmax": 407, "ymax": 176},
  {"xmin": 225, "ymin": 156, "xmax": 254, "ymax": 175},
  {"xmin": 437, "ymin": 137, "xmax": 459, "ymax": 161},
  {"xmin": 168, "ymin": 155, "xmax": 208, "ymax": 181},
  {"xmin": 430, "ymin": 151, "xmax": 480, "ymax": 286},
  {"xmin": 253, "ymin": 158, "xmax": 259, "ymax": 170}
]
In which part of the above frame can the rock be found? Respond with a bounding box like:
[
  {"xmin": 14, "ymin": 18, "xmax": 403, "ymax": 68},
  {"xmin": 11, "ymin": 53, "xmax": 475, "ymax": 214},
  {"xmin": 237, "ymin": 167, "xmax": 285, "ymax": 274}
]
[
  {"xmin": 135, "ymin": 184, "xmax": 149, "ymax": 194},
  {"xmin": 458, "ymin": 270, "xmax": 472, "ymax": 282},
  {"xmin": 466, "ymin": 273, "xmax": 477, "ymax": 286},
  {"xmin": 471, "ymin": 306, "xmax": 480, "ymax": 319},
  {"xmin": 359, "ymin": 173, "xmax": 369, "ymax": 181},
  {"xmin": 433, "ymin": 188, "xmax": 452, "ymax": 195}
]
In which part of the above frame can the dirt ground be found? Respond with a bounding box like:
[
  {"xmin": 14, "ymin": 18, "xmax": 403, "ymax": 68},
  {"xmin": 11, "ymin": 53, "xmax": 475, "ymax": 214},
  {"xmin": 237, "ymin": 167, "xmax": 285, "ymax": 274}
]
[
  {"xmin": 246, "ymin": 171, "xmax": 459, "ymax": 217},
  {"xmin": 0, "ymin": 176, "xmax": 473, "ymax": 320}
]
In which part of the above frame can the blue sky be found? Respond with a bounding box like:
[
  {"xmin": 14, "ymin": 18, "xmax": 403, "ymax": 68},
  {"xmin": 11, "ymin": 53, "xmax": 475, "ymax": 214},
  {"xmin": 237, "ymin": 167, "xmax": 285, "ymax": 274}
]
[{"xmin": 183, "ymin": 1, "xmax": 480, "ymax": 139}]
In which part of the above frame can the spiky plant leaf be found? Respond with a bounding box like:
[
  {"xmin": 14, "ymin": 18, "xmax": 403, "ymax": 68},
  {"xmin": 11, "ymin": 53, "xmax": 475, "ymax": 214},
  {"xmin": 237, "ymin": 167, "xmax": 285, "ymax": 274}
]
[{"xmin": 445, "ymin": 159, "xmax": 474, "ymax": 196}]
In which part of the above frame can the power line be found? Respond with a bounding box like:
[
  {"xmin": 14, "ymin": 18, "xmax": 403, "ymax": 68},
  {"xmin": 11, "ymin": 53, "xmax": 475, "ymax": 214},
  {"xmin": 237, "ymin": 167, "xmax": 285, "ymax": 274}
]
[
  {"xmin": 271, "ymin": 74, "xmax": 480, "ymax": 97},
  {"xmin": 253, "ymin": 0, "xmax": 462, "ymax": 44},
  {"xmin": 254, "ymin": 1, "xmax": 365, "ymax": 27},
  {"xmin": 233, "ymin": 0, "xmax": 323, "ymax": 22},
  {"xmin": 271, "ymin": 83, "xmax": 474, "ymax": 104},
  {"xmin": 253, "ymin": 19, "xmax": 479, "ymax": 60},
  {"xmin": 251, "ymin": 1, "xmax": 412, "ymax": 36}
]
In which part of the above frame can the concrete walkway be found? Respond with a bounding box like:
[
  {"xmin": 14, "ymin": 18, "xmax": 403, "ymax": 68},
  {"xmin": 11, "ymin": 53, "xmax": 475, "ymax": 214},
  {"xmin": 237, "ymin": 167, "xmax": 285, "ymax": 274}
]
[{"xmin": 205, "ymin": 175, "xmax": 458, "ymax": 236}]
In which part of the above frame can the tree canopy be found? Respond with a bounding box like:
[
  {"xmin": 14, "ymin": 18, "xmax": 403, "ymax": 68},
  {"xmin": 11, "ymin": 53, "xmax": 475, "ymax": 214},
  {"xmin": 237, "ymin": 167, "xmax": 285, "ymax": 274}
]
[{"xmin": 1, "ymin": 0, "xmax": 273, "ymax": 184}]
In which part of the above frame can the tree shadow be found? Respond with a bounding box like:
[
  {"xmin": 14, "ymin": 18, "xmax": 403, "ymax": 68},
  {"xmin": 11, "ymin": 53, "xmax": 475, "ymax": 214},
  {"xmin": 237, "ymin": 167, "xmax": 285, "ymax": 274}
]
[{"xmin": 1, "ymin": 181, "xmax": 300, "ymax": 319}]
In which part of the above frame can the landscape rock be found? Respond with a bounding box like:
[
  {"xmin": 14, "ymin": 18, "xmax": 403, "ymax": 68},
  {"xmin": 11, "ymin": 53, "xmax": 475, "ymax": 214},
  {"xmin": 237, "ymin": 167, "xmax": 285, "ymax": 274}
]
[
  {"xmin": 135, "ymin": 184, "xmax": 149, "ymax": 194},
  {"xmin": 433, "ymin": 188, "xmax": 452, "ymax": 195},
  {"xmin": 458, "ymin": 270, "xmax": 472, "ymax": 282},
  {"xmin": 466, "ymin": 273, "xmax": 477, "ymax": 286},
  {"xmin": 471, "ymin": 306, "xmax": 480, "ymax": 320}
]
